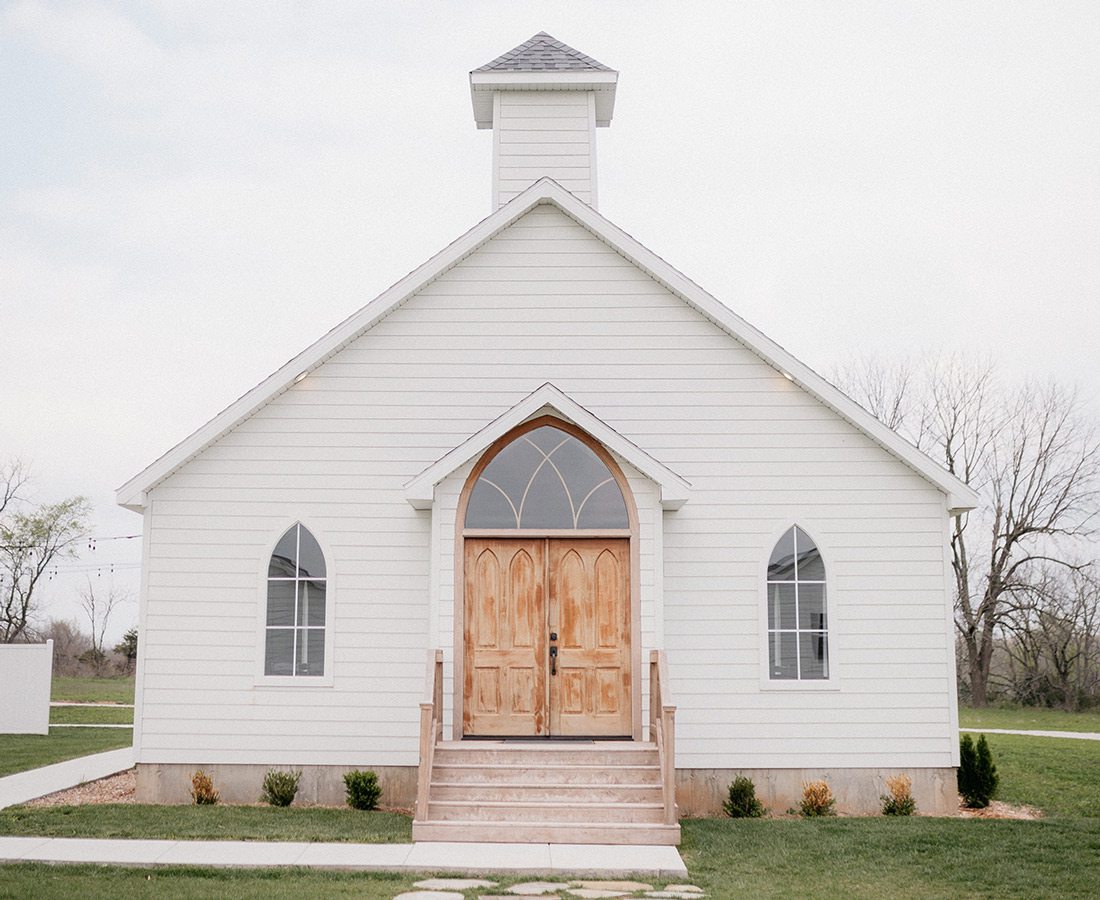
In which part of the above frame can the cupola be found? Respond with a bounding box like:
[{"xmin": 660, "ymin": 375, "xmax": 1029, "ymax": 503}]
[{"xmin": 470, "ymin": 33, "xmax": 618, "ymax": 210}]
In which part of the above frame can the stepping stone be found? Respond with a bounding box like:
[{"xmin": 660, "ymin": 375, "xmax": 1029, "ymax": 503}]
[
  {"xmin": 573, "ymin": 883, "xmax": 653, "ymax": 892},
  {"xmin": 665, "ymin": 889, "xmax": 703, "ymax": 894},
  {"xmin": 508, "ymin": 885, "xmax": 571, "ymax": 896},
  {"xmin": 415, "ymin": 880, "xmax": 498, "ymax": 890},
  {"xmin": 393, "ymin": 893, "xmax": 464, "ymax": 900},
  {"xmin": 646, "ymin": 893, "xmax": 707, "ymax": 899},
  {"xmin": 566, "ymin": 891, "xmax": 628, "ymax": 899}
]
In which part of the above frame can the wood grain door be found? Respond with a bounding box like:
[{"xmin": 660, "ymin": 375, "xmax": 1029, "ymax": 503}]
[
  {"xmin": 548, "ymin": 539, "xmax": 632, "ymax": 737},
  {"xmin": 464, "ymin": 539, "xmax": 547, "ymax": 736},
  {"xmin": 463, "ymin": 538, "xmax": 631, "ymax": 737}
]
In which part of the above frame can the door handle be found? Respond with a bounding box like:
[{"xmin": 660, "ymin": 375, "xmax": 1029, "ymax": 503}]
[{"xmin": 549, "ymin": 645, "xmax": 558, "ymax": 676}]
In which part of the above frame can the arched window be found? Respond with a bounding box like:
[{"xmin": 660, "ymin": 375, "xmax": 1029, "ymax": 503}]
[
  {"xmin": 465, "ymin": 423, "xmax": 628, "ymax": 530},
  {"xmin": 766, "ymin": 526, "xmax": 828, "ymax": 680},
  {"xmin": 265, "ymin": 523, "xmax": 327, "ymax": 677}
]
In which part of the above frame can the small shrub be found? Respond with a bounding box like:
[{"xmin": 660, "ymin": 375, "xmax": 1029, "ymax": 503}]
[
  {"xmin": 190, "ymin": 770, "xmax": 219, "ymax": 806},
  {"xmin": 723, "ymin": 775, "xmax": 764, "ymax": 818},
  {"xmin": 880, "ymin": 773, "xmax": 916, "ymax": 816},
  {"xmin": 799, "ymin": 780, "xmax": 836, "ymax": 817},
  {"xmin": 260, "ymin": 769, "xmax": 301, "ymax": 807},
  {"xmin": 343, "ymin": 769, "xmax": 382, "ymax": 811},
  {"xmin": 958, "ymin": 734, "xmax": 998, "ymax": 808}
]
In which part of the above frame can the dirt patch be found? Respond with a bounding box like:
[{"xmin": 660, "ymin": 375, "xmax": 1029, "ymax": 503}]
[
  {"xmin": 957, "ymin": 798, "xmax": 1043, "ymax": 820},
  {"xmin": 26, "ymin": 768, "xmax": 136, "ymax": 808}
]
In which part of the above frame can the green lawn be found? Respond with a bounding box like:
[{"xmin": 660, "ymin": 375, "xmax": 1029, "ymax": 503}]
[
  {"xmin": 678, "ymin": 817, "xmax": 1100, "ymax": 898},
  {"xmin": 50, "ymin": 676, "xmax": 134, "ymax": 705},
  {"xmin": 985, "ymin": 733, "xmax": 1100, "ymax": 817},
  {"xmin": 2, "ymin": 726, "xmax": 1099, "ymax": 897},
  {"xmin": 49, "ymin": 705, "xmax": 134, "ymax": 725},
  {"xmin": 959, "ymin": 705, "xmax": 1100, "ymax": 733},
  {"xmin": 0, "ymin": 805, "xmax": 411, "ymax": 843},
  {"xmin": 0, "ymin": 820, "xmax": 1098, "ymax": 899},
  {"xmin": 0, "ymin": 728, "xmax": 132, "ymax": 777}
]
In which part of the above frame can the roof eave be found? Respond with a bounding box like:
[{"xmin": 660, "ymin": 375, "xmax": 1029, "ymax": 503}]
[{"xmin": 470, "ymin": 71, "xmax": 618, "ymax": 128}]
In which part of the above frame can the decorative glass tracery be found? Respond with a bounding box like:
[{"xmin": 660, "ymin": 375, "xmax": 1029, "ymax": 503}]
[
  {"xmin": 265, "ymin": 523, "xmax": 327, "ymax": 677},
  {"xmin": 465, "ymin": 424, "xmax": 629, "ymax": 530},
  {"xmin": 766, "ymin": 525, "xmax": 828, "ymax": 680}
]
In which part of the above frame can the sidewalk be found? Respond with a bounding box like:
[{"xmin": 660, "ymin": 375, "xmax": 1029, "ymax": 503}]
[
  {"xmin": 960, "ymin": 727, "xmax": 1100, "ymax": 741},
  {"xmin": 0, "ymin": 836, "xmax": 688, "ymax": 878},
  {"xmin": 0, "ymin": 747, "xmax": 135, "ymax": 810}
]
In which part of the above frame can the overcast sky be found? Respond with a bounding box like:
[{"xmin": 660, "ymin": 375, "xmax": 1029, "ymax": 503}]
[{"xmin": 2, "ymin": 1, "xmax": 1098, "ymax": 642}]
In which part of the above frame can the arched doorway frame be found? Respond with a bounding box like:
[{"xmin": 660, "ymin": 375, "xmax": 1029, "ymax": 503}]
[{"xmin": 452, "ymin": 414, "xmax": 643, "ymax": 740}]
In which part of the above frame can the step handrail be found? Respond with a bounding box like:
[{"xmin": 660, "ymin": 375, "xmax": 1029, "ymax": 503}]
[
  {"xmin": 649, "ymin": 649, "xmax": 677, "ymax": 825},
  {"xmin": 416, "ymin": 648, "xmax": 444, "ymax": 821}
]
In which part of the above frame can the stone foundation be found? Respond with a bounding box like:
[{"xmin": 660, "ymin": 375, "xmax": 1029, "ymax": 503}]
[
  {"xmin": 137, "ymin": 762, "xmax": 957, "ymax": 817},
  {"xmin": 136, "ymin": 763, "xmax": 418, "ymax": 809},
  {"xmin": 676, "ymin": 767, "xmax": 958, "ymax": 816}
]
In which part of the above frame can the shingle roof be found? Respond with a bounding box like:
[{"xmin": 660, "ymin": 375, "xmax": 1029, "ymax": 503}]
[{"xmin": 474, "ymin": 32, "xmax": 613, "ymax": 73}]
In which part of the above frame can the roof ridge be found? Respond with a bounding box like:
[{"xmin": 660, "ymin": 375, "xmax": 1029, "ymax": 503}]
[{"xmin": 473, "ymin": 32, "xmax": 613, "ymax": 73}]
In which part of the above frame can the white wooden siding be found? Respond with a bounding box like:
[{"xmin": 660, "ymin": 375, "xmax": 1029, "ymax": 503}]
[
  {"xmin": 495, "ymin": 92, "xmax": 596, "ymax": 208},
  {"xmin": 140, "ymin": 203, "xmax": 957, "ymax": 769}
]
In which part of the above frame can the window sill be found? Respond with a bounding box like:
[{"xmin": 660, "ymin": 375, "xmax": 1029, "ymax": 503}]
[
  {"xmin": 759, "ymin": 678, "xmax": 840, "ymax": 692},
  {"xmin": 253, "ymin": 675, "xmax": 335, "ymax": 689}
]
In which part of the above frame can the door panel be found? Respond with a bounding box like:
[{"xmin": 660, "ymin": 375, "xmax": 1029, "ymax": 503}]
[
  {"xmin": 463, "ymin": 539, "xmax": 547, "ymax": 736},
  {"xmin": 463, "ymin": 537, "xmax": 630, "ymax": 737},
  {"xmin": 549, "ymin": 539, "xmax": 631, "ymax": 736}
]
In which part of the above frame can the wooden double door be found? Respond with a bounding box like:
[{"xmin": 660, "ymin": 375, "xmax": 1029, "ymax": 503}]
[{"xmin": 463, "ymin": 537, "xmax": 631, "ymax": 738}]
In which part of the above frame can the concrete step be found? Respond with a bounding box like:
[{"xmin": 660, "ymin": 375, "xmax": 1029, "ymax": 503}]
[
  {"xmin": 411, "ymin": 820, "xmax": 681, "ymax": 845},
  {"xmin": 427, "ymin": 798, "xmax": 665, "ymax": 824},
  {"xmin": 429, "ymin": 781, "xmax": 663, "ymax": 803},
  {"xmin": 432, "ymin": 763, "xmax": 662, "ymax": 785},
  {"xmin": 433, "ymin": 745, "xmax": 658, "ymax": 767}
]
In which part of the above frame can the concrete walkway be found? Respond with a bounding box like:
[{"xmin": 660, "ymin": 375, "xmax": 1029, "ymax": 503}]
[
  {"xmin": 0, "ymin": 837, "xmax": 688, "ymax": 878},
  {"xmin": 0, "ymin": 747, "xmax": 135, "ymax": 810},
  {"xmin": 960, "ymin": 727, "xmax": 1100, "ymax": 741}
]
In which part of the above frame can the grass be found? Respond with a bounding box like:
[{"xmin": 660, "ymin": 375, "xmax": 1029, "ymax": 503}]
[
  {"xmin": 959, "ymin": 705, "xmax": 1100, "ymax": 734},
  {"xmin": 50, "ymin": 676, "xmax": 134, "ymax": 705},
  {"xmin": 679, "ymin": 817, "xmax": 1100, "ymax": 898},
  {"xmin": 0, "ymin": 820, "xmax": 1097, "ymax": 899},
  {"xmin": 1, "ymin": 723, "xmax": 1097, "ymax": 897},
  {"xmin": 0, "ymin": 805, "xmax": 412, "ymax": 843},
  {"xmin": 0, "ymin": 865, "xmax": 418, "ymax": 899},
  {"xmin": 0, "ymin": 728, "xmax": 132, "ymax": 777},
  {"xmin": 984, "ymin": 733, "xmax": 1100, "ymax": 817},
  {"xmin": 49, "ymin": 705, "xmax": 134, "ymax": 725}
]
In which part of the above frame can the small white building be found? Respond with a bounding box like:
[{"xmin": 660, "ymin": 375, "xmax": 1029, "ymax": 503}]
[{"xmin": 119, "ymin": 33, "xmax": 977, "ymax": 843}]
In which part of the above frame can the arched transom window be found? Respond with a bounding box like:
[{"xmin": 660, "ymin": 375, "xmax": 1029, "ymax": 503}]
[
  {"xmin": 466, "ymin": 424, "xmax": 629, "ymax": 530},
  {"xmin": 766, "ymin": 525, "xmax": 828, "ymax": 680},
  {"xmin": 265, "ymin": 523, "xmax": 327, "ymax": 677}
]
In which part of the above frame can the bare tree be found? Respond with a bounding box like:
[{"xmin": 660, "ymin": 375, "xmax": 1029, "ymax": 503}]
[
  {"xmin": 80, "ymin": 580, "xmax": 126, "ymax": 674},
  {"xmin": 832, "ymin": 357, "xmax": 916, "ymax": 433},
  {"xmin": 1000, "ymin": 567, "xmax": 1100, "ymax": 709},
  {"xmin": 0, "ymin": 460, "xmax": 91, "ymax": 642},
  {"xmin": 0, "ymin": 459, "xmax": 28, "ymax": 519},
  {"xmin": 836, "ymin": 359, "xmax": 1100, "ymax": 706},
  {"xmin": 40, "ymin": 617, "xmax": 93, "ymax": 676}
]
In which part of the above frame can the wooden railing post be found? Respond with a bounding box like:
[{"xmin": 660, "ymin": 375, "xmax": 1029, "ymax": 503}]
[
  {"xmin": 650, "ymin": 649, "xmax": 677, "ymax": 826},
  {"xmin": 416, "ymin": 648, "xmax": 443, "ymax": 821}
]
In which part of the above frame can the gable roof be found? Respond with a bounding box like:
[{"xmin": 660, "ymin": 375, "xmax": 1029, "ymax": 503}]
[
  {"xmin": 117, "ymin": 177, "xmax": 980, "ymax": 515},
  {"xmin": 473, "ymin": 32, "xmax": 613, "ymax": 72},
  {"xmin": 404, "ymin": 383, "xmax": 691, "ymax": 511}
]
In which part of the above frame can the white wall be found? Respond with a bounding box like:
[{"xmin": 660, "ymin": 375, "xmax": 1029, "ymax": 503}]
[
  {"xmin": 0, "ymin": 641, "xmax": 53, "ymax": 735},
  {"xmin": 138, "ymin": 203, "xmax": 957, "ymax": 770},
  {"xmin": 495, "ymin": 92, "xmax": 596, "ymax": 208}
]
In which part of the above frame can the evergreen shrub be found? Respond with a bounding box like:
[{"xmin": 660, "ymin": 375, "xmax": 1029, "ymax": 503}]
[
  {"xmin": 260, "ymin": 769, "xmax": 301, "ymax": 807},
  {"xmin": 723, "ymin": 775, "xmax": 764, "ymax": 818},
  {"xmin": 343, "ymin": 769, "xmax": 382, "ymax": 810},
  {"xmin": 958, "ymin": 734, "xmax": 998, "ymax": 808}
]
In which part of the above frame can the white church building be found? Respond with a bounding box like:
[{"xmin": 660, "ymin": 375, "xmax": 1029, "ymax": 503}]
[{"xmin": 119, "ymin": 33, "xmax": 977, "ymax": 844}]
